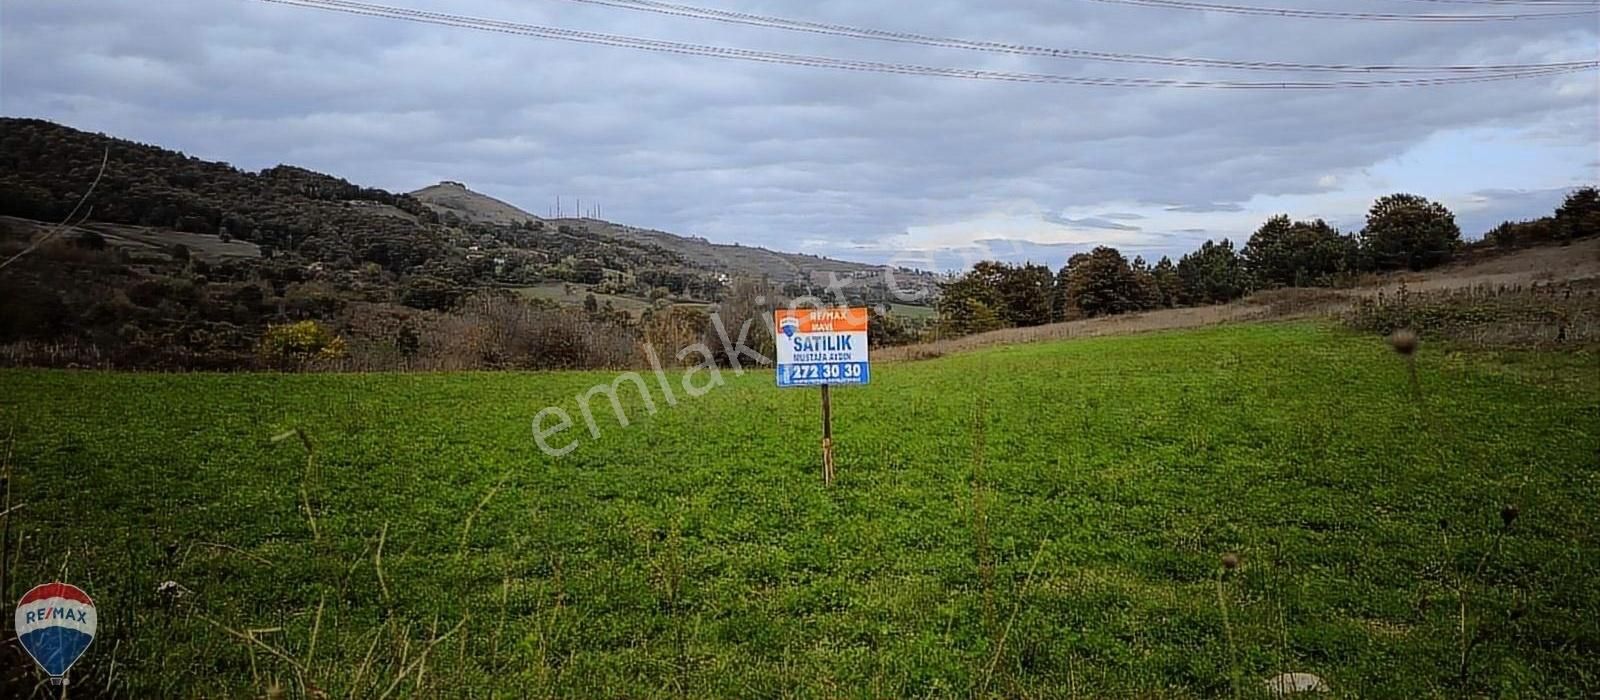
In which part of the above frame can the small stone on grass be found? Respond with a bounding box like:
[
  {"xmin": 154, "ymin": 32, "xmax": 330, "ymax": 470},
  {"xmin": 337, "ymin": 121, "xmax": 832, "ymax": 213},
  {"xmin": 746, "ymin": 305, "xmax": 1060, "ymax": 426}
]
[{"xmin": 1264, "ymin": 672, "xmax": 1328, "ymax": 695}]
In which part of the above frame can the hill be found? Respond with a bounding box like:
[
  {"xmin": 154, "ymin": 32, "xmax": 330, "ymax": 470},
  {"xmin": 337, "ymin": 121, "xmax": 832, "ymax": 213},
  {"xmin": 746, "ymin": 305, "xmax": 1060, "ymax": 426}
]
[
  {"xmin": 0, "ymin": 118, "xmax": 938, "ymax": 367},
  {"xmin": 409, "ymin": 179, "xmax": 937, "ymax": 295},
  {"xmin": 410, "ymin": 180, "xmax": 545, "ymax": 227},
  {"xmin": 2, "ymin": 321, "xmax": 1595, "ymax": 696},
  {"xmin": 556, "ymin": 216, "xmax": 900, "ymax": 280}
]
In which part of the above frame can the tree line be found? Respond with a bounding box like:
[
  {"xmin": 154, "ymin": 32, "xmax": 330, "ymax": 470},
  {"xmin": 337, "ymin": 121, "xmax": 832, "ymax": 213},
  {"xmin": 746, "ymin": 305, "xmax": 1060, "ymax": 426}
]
[{"xmin": 937, "ymin": 188, "xmax": 1599, "ymax": 336}]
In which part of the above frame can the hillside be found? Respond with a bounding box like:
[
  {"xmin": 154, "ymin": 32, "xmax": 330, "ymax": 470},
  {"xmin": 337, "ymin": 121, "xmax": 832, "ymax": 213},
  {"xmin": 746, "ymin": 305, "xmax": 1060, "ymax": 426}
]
[
  {"xmin": 410, "ymin": 179, "xmax": 938, "ymax": 295},
  {"xmin": 556, "ymin": 216, "xmax": 892, "ymax": 279},
  {"xmin": 0, "ymin": 118, "xmax": 932, "ymax": 306},
  {"xmin": 410, "ymin": 180, "xmax": 545, "ymax": 227},
  {"xmin": 0, "ymin": 118, "xmax": 940, "ymax": 368}
]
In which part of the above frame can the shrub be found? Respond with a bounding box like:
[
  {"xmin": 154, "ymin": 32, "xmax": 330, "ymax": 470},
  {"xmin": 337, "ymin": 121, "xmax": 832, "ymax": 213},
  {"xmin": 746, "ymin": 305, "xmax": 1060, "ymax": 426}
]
[
  {"xmin": 259, "ymin": 320, "xmax": 347, "ymax": 368},
  {"xmin": 642, "ymin": 305, "xmax": 709, "ymax": 364},
  {"xmin": 430, "ymin": 292, "xmax": 641, "ymax": 370},
  {"xmin": 72, "ymin": 229, "xmax": 107, "ymax": 250},
  {"xmin": 1344, "ymin": 281, "xmax": 1600, "ymax": 348}
]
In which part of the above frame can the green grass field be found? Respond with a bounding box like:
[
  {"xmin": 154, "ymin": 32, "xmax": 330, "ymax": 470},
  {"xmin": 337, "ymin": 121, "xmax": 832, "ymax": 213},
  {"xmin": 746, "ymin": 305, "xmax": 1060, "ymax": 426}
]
[
  {"xmin": 1, "ymin": 322, "xmax": 1596, "ymax": 698},
  {"xmin": 884, "ymin": 302, "xmax": 937, "ymax": 320}
]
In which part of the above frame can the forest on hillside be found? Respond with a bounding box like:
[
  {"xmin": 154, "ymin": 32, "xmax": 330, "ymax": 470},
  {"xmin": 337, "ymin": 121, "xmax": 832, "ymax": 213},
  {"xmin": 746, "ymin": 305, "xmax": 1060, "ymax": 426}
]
[{"xmin": 0, "ymin": 119, "xmax": 924, "ymax": 369}]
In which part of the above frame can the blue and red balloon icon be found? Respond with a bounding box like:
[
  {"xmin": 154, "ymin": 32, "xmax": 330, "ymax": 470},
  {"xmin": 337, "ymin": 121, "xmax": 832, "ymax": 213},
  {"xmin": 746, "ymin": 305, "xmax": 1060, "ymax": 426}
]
[
  {"xmin": 780, "ymin": 317, "xmax": 799, "ymax": 338},
  {"xmin": 15, "ymin": 582, "xmax": 96, "ymax": 681}
]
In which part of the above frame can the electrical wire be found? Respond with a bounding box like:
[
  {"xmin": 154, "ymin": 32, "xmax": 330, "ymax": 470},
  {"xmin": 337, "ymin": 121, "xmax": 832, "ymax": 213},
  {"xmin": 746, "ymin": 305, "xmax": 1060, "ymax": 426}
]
[
  {"xmin": 252, "ymin": 0, "xmax": 1596, "ymax": 88},
  {"xmin": 551, "ymin": 0, "xmax": 1597, "ymax": 74},
  {"xmin": 1084, "ymin": 0, "xmax": 1599, "ymax": 21},
  {"xmin": 1383, "ymin": 0, "xmax": 1597, "ymax": 6}
]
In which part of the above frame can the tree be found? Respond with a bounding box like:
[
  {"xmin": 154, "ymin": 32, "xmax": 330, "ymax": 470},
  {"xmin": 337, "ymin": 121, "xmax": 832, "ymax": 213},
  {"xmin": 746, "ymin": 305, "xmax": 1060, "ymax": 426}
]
[
  {"xmin": 1554, "ymin": 186, "xmax": 1600, "ymax": 243},
  {"xmin": 399, "ymin": 276, "xmax": 460, "ymax": 311},
  {"xmin": 1177, "ymin": 239, "xmax": 1249, "ymax": 305},
  {"xmin": 572, "ymin": 258, "xmax": 605, "ymax": 284},
  {"xmin": 867, "ymin": 306, "xmax": 919, "ymax": 347},
  {"xmin": 1151, "ymin": 256, "xmax": 1181, "ymax": 308},
  {"xmin": 994, "ymin": 261, "xmax": 1054, "ymax": 327},
  {"xmin": 936, "ymin": 295, "xmax": 1005, "ymax": 337},
  {"xmin": 582, "ymin": 292, "xmax": 599, "ymax": 314},
  {"xmin": 1360, "ymin": 194, "xmax": 1461, "ymax": 271},
  {"xmin": 706, "ymin": 276, "xmax": 775, "ymax": 365},
  {"xmin": 937, "ymin": 271, "xmax": 1006, "ymax": 336},
  {"xmin": 1244, "ymin": 215, "xmax": 1361, "ymax": 287},
  {"xmin": 1130, "ymin": 256, "xmax": 1162, "ymax": 310},
  {"xmin": 1051, "ymin": 256, "xmax": 1082, "ymax": 321},
  {"xmin": 935, "ymin": 261, "xmax": 1054, "ymax": 328},
  {"xmin": 1062, "ymin": 246, "xmax": 1145, "ymax": 318}
]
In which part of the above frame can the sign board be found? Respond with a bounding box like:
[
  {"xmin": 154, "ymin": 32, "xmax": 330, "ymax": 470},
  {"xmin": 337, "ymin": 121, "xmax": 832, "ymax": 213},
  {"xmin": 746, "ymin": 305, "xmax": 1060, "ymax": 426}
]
[
  {"xmin": 16, "ymin": 582, "xmax": 96, "ymax": 682},
  {"xmin": 775, "ymin": 307, "xmax": 869, "ymax": 387}
]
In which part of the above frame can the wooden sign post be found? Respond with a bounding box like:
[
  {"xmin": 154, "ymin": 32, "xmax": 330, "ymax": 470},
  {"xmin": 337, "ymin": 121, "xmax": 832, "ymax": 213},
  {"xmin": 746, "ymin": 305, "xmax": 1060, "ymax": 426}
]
[
  {"xmin": 820, "ymin": 383, "xmax": 834, "ymax": 485},
  {"xmin": 774, "ymin": 307, "xmax": 870, "ymax": 486}
]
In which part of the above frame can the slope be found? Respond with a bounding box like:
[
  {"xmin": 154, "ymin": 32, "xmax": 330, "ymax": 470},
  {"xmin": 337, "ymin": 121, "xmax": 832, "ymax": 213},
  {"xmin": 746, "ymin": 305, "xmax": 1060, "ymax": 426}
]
[{"xmin": 410, "ymin": 180, "xmax": 545, "ymax": 227}]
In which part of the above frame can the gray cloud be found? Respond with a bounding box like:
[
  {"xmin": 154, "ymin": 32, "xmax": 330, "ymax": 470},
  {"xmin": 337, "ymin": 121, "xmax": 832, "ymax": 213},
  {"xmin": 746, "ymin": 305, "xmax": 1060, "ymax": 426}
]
[
  {"xmin": 1041, "ymin": 213, "xmax": 1143, "ymax": 231},
  {"xmin": 1166, "ymin": 203, "xmax": 1246, "ymax": 214},
  {"xmin": 1, "ymin": 0, "xmax": 1593, "ymax": 264},
  {"xmin": 1455, "ymin": 186, "xmax": 1581, "ymax": 237}
]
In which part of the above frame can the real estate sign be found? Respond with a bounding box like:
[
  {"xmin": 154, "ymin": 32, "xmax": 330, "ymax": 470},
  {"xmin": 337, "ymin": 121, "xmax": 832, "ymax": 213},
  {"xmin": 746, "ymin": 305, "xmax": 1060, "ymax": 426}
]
[{"xmin": 774, "ymin": 307, "xmax": 870, "ymax": 387}]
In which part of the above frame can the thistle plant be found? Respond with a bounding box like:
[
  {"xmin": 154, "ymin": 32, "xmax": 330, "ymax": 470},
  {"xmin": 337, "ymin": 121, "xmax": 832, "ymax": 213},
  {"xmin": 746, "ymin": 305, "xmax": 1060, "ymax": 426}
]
[
  {"xmin": 1217, "ymin": 552, "xmax": 1242, "ymax": 700},
  {"xmin": 1388, "ymin": 328, "xmax": 1423, "ymax": 403}
]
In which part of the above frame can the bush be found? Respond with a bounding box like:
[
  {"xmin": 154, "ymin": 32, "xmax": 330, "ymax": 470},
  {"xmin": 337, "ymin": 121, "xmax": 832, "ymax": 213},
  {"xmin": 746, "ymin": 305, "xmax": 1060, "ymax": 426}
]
[
  {"xmin": 1344, "ymin": 281, "xmax": 1600, "ymax": 348},
  {"xmin": 259, "ymin": 320, "xmax": 347, "ymax": 368},
  {"xmin": 642, "ymin": 305, "xmax": 709, "ymax": 364},
  {"xmin": 434, "ymin": 292, "xmax": 640, "ymax": 370},
  {"xmin": 72, "ymin": 229, "xmax": 107, "ymax": 250}
]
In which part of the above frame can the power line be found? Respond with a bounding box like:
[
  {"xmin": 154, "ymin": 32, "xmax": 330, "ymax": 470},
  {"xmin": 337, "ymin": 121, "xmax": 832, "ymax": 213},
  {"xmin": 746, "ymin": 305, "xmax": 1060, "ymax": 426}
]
[
  {"xmin": 551, "ymin": 0, "xmax": 1596, "ymax": 74},
  {"xmin": 1084, "ymin": 0, "xmax": 1599, "ymax": 21},
  {"xmin": 1384, "ymin": 0, "xmax": 1598, "ymax": 6},
  {"xmin": 253, "ymin": 0, "xmax": 1596, "ymax": 88}
]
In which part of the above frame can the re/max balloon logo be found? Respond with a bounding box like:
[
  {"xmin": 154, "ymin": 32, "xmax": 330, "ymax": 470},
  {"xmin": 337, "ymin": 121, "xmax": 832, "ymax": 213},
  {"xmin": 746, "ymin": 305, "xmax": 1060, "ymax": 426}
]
[{"xmin": 15, "ymin": 582, "xmax": 97, "ymax": 683}]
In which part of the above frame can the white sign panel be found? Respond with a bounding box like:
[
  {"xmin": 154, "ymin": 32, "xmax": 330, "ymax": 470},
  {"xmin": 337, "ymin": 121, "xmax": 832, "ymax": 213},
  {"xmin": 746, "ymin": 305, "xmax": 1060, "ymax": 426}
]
[{"xmin": 774, "ymin": 307, "xmax": 870, "ymax": 387}]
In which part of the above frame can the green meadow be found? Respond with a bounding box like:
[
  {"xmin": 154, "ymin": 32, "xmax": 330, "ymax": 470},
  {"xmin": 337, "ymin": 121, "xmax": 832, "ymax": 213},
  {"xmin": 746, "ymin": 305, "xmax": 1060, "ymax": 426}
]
[{"xmin": 0, "ymin": 321, "xmax": 1596, "ymax": 698}]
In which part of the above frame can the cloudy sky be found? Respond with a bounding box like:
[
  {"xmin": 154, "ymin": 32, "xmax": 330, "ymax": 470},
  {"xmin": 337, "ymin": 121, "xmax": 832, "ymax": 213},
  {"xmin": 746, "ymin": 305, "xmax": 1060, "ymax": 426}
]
[{"xmin": 3, "ymin": 0, "xmax": 1595, "ymax": 270}]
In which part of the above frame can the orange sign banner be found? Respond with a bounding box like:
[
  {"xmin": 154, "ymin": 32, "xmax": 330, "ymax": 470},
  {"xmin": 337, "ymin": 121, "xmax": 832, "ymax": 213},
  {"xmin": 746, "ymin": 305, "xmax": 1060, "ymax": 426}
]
[{"xmin": 773, "ymin": 307, "xmax": 869, "ymax": 334}]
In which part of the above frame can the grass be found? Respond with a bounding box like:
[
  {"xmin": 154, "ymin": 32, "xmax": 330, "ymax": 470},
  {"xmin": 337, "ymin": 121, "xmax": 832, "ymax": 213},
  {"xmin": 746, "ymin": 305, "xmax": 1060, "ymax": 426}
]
[
  {"xmin": 0, "ymin": 321, "xmax": 1597, "ymax": 697},
  {"xmin": 883, "ymin": 302, "xmax": 937, "ymax": 320}
]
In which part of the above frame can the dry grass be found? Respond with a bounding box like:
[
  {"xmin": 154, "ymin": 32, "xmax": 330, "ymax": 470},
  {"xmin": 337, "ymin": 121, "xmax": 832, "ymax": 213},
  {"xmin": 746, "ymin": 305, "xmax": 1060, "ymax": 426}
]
[{"xmin": 1353, "ymin": 236, "xmax": 1600, "ymax": 296}]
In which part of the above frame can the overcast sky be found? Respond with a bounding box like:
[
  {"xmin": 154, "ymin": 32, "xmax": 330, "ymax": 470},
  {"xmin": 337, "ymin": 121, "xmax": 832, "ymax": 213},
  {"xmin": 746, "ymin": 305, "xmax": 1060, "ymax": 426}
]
[{"xmin": 3, "ymin": 0, "xmax": 1596, "ymax": 270}]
